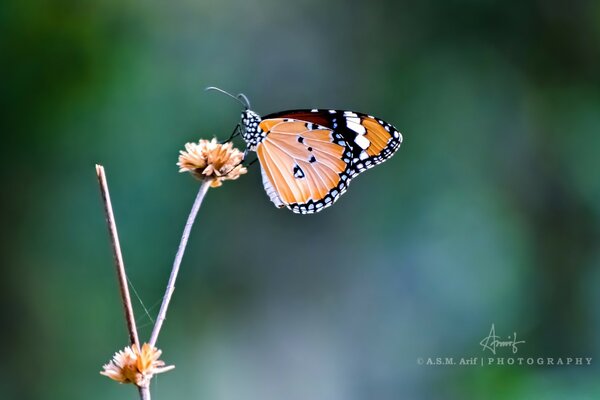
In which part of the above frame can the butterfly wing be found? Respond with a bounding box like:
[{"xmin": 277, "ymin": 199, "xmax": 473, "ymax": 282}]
[
  {"xmin": 256, "ymin": 118, "xmax": 354, "ymax": 214},
  {"xmin": 262, "ymin": 109, "xmax": 403, "ymax": 176}
]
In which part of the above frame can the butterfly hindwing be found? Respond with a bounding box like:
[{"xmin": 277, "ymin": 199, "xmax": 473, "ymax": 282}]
[{"xmin": 256, "ymin": 118, "xmax": 354, "ymax": 214}]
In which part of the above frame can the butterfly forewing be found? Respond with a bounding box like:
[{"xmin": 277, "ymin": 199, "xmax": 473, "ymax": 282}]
[
  {"xmin": 256, "ymin": 118, "xmax": 354, "ymax": 214},
  {"xmin": 262, "ymin": 109, "xmax": 403, "ymax": 176}
]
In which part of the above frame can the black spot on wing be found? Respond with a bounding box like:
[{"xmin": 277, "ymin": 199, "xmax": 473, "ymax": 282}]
[{"xmin": 293, "ymin": 164, "xmax": 305, "ymax": 179}]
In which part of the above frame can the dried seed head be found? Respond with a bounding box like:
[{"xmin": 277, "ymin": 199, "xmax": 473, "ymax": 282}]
[
  {"xmin": 177, "ymin": 138, "xmax": 247, "ymax": 187},
  {"xmin": 101, "ymin": 343, "xmax": 174, "ymax": 388}
]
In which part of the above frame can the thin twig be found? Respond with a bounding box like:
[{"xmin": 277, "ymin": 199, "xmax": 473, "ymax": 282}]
[
  {"xmin": 96, "ymin": 164, "xmax": 140, "ymax": 348},
  {"xmin": 149, "ymin": 179, "xmax": 212, "ymax": 347},
  {"xmin": 138, "ymin": 387, "xmax": 151, "ymax": 400}
]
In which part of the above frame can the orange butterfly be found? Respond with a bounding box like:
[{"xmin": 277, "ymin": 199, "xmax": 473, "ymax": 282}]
[{"xmin": 208, "ymin": 88, "xmax": 403, "ymax": 214}]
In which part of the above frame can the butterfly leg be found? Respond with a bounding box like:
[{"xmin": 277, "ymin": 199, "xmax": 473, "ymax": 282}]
[
  {"xmin": 220, "ymin": 149, "xmax": 249, "ymax": 177},
  {"xmin": 220, "ymin": 124, "xmax": 241, "ymax": 144},
  {"xmin": 239, "ymin": 148, "xmax": 258, "ymax": 167},
  {"xmin": 221, "ymin": 150, "xmax": 257, "ymax": 177},
  {"xmin": 243, "ymin": 157, "xmax": 259, "ymax": 167}
]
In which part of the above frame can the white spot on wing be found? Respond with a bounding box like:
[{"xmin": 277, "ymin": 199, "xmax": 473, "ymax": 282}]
[
  {"xmin": 347, "ymin": 121, "xmax": 366, "ymax": 135},
  {"xmin": 354, "ymin": 134, "xmax": 370, "ymax": 150}
]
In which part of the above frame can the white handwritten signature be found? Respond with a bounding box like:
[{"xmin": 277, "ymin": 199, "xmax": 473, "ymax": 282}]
[{"xmin": 480, "ymin": 324, "xmax": 525, "ymax": 354}]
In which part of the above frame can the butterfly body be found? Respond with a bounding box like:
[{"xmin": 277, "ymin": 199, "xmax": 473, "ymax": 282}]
[
  {"xmin": 240, "ymin": 110, "xmax": 264, "ymax": 150},
  {"xmin": 239, "ymin": 108, "xmax": 403, "ymax": 214}
]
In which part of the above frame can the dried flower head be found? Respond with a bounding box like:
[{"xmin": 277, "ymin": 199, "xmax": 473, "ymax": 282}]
[
  {"xmin": 177, "ymin": 138, "xmax": 247, "ymax": 187},
  {"xmin": 101, "ymin": 343, "xmax": 174, "ymax": 387}
]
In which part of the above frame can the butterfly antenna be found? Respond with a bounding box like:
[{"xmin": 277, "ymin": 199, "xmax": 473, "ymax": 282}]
[
  {"xmin": 237, "ymin": 93, "xmax": 251, "ymax": 109},
  {"xmin": 205, "ymin": 86, "xmax": 249, "ymax": 109}
]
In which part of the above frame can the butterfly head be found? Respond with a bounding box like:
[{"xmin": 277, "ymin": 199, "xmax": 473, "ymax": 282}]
[
  {"xmin": 241, "ymin": 109, "xmax": 265, "ymax": 150},
  {"xmin": 205, "ymin": 87, "xmax": 264, "ymax": 149}
]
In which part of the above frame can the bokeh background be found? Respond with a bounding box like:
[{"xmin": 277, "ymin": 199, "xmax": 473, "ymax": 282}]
[{"xmin": 2, "ymin": 0, "xmax": 600, "ymax": 399}]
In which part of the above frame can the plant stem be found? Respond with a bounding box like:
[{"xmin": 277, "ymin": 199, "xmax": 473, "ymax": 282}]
[
  {"xmin": 96, "ymin": 164, "xmax": 140, "ymax": 348},
  {"xmin": 149, "ymin": 179, "xmax": 212, "ymax": 347},
  {"xmin": 138, "ymin": 387, "xmax": 151, "ymax": 400}
]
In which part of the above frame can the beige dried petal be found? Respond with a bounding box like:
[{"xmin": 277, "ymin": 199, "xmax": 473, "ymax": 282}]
[
  {"xmin": 177, "ymin": 138, "xmax": 247, "ymax": 187},
  {"xmin": 101, "ymin": 343, "xmax": 175, "ymax": 387}
]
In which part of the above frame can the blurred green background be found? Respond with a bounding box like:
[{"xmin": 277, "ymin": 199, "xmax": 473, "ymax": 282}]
[{"xmin": 2, "ymin": 0, "xmax": 600, "ymax": 399}]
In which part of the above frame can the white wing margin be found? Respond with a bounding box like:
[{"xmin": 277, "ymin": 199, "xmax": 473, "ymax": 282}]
[{"xmin": 261, "ymin": 165, "xmax": 285, "ymax": 208}]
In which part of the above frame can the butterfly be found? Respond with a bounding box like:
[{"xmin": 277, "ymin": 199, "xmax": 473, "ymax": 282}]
[{"xmin": 207, "ymin": 87, "xmax": 403, "ymax": 214}]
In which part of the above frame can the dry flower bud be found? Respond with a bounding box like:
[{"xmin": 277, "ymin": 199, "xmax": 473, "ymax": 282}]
[
  {"xmin": 101, "ymin": 343, "xmax": 174, "ymax": 388},
  {"xmin": 177, "ymin": 138, "xmax": 247, "ymax": 187}
]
